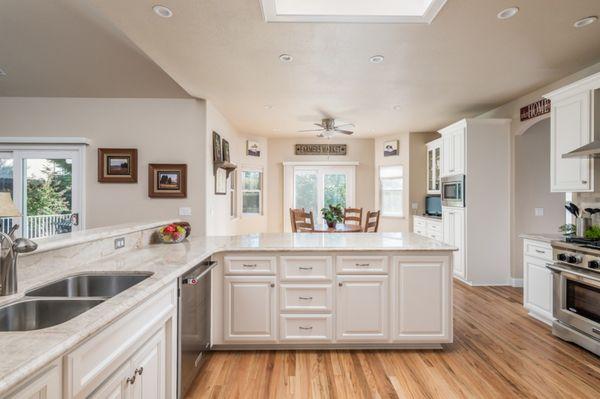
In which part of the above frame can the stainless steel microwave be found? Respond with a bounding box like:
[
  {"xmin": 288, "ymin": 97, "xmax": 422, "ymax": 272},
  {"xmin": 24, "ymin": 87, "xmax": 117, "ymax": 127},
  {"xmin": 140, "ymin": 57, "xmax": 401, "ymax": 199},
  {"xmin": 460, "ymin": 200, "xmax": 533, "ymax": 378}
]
[{"xmin": 441, "ymin": 175, "xmax": 465, "ymax": 207}]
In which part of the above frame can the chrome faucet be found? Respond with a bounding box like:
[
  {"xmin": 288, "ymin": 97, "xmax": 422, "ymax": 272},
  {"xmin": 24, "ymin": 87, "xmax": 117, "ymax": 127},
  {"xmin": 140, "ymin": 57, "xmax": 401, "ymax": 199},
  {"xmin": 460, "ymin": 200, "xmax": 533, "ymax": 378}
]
[{"xmin": 0, "ymin": 225, "xmax": 38, "ymax": 296}]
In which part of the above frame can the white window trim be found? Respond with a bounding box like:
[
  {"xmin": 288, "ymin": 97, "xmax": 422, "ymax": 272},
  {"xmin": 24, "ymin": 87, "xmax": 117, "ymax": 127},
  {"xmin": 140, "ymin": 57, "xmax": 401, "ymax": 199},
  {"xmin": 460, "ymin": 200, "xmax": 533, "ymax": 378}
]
[
  {"xmin": 379, "ymin": 164, "xmax": 404, "ymax": 219},
  {"xmin": 241, "ymin": 166, "xmax": 264, "ymax": 217}
]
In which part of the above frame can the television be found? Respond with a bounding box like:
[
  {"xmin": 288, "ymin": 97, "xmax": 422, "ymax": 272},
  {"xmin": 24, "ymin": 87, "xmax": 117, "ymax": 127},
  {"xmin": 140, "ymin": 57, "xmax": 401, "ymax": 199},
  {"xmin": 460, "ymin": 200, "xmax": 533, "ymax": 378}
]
[{"xmin": 425, "ymin": 195, "xmax": 442, "ymax": 217}]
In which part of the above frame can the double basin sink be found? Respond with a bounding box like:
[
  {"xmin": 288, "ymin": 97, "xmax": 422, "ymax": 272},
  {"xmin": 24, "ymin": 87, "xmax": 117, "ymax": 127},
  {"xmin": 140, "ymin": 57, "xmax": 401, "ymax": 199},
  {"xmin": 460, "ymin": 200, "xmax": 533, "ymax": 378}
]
[{"xmin": 0, "ymin": 272, "xmax": 152, "ymax": 332}]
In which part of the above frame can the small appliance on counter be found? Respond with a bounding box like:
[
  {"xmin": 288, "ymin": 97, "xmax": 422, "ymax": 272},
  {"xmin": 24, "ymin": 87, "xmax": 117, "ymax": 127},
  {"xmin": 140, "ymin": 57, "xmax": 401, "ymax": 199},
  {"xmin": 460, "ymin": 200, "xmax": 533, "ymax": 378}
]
[{"xmin": 425, "ymin": 195, "xmax": 442, "ymax": 217}]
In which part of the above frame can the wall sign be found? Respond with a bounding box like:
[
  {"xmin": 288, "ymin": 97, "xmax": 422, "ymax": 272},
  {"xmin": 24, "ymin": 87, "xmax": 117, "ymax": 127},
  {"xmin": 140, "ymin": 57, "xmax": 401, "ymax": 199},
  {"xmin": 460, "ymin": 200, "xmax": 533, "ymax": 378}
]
[
  {"xmin": 295, "ymin": 144, "xmax": 347, "ymax": 155},
  {"xmin": 520, "ymin": 98, "xmax": 551, "ymax": 121}
]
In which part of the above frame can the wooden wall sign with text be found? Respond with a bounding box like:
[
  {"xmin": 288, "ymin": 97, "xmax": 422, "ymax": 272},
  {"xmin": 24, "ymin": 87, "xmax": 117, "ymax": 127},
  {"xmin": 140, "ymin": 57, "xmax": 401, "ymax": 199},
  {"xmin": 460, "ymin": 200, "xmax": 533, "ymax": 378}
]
[
  {"xmin": 295, "ymin": 144, "xmax": 347, "ymax": 155},
  {"xmin": 520, "ymin": 98, "xmax": 551, "ymax": 121}
]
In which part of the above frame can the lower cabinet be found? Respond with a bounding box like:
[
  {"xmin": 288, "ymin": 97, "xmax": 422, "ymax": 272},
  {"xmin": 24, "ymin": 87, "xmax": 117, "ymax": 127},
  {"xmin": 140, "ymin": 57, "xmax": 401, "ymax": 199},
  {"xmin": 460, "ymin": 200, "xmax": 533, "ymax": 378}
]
[
  {"xmin": 442, "ymin": 207, "xmax": 465, "ymax": 279},
  {"xmin": 7, "ymin": 362, "xmax": 61, "ymax": 399},
  {"xmin": 336, "ymin": 275, "xmax": 389, "ymax": 341},
  {"xmin": 224, "ymin": 276, "xmax": 277, "ymax": 341}
]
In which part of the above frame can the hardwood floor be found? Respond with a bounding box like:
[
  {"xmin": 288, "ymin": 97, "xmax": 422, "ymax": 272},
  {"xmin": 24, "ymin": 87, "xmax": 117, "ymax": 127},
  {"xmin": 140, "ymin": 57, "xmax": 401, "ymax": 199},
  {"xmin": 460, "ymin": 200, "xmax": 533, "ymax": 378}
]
[{"xmin": 186, "ymin": 281, "xmax": 600, "ymax": 398}]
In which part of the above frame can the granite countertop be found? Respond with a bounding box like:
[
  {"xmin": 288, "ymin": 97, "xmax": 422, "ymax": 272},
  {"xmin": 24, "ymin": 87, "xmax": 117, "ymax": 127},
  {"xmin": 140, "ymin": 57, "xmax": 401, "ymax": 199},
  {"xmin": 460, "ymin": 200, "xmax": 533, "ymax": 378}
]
[
  {"xmin": 519, "ymin": 233, "xmax": 565, "ymax": 243},
  {"xmin": 0, "ymin": 229, "xmax": 455, "ymax": 395},
  {"xmin": 413, "ymin": 214, "xmax": 443, "ymax": 221}
]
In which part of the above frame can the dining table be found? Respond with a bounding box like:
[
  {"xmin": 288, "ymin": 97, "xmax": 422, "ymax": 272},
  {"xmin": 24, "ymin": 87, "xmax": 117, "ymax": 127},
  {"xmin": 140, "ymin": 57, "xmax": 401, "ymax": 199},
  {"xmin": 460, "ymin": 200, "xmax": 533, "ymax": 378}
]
[{"xmin": 312, "ymin": 223, "xmax": 363, "ymax": 233}]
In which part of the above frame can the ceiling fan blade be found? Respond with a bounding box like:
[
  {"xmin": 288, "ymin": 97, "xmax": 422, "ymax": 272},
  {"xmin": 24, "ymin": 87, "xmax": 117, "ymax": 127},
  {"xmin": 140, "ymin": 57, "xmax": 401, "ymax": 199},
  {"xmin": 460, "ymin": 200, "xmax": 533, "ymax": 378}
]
[
  {"xmin": 335, "ymin": 129, "xmax": 354, "ymax": 135},
  {"xmin": 314, "ymin": 123, "xmax": 325, "ymax": 128},
  {"xmin": 334, "ymin": 123, "xmax": 355, "ymax": 129},
  {"xmin": 298, "ymin": 128, "xmax": 324, "ymax": 132}
]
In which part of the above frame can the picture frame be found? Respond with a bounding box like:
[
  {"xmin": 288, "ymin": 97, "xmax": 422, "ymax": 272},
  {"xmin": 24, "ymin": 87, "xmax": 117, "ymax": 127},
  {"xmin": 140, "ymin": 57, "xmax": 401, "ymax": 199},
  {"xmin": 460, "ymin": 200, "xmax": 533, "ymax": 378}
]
[
  {"xmin": 213, "ymin": 131, "xmax": 222, "ymax": 162},
  {"xmin": 98, "ymin": 148, "xmax": 137, "ymax": 183},
  {"xmin": 383, "ymin": 140, "xmax": 399, "ymax": 157},
  {"xmin": 148, "ymin": 163, "xmax": 187, "ymax": 198},
  {"xmin": 247, "ymin": 140, "xmax": 261, "ymax": 157},
  {"xmin": 222, "ymin": 139, "xmax": 230, "ymax": 162},
  {"xmin": 215, "ymin": 167, "xmax": 227, "ymax": 195}
]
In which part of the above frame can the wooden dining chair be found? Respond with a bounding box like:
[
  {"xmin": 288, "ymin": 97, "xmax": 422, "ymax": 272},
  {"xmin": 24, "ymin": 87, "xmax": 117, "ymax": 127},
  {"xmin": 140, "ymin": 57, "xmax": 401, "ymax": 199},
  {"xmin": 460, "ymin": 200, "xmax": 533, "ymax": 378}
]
[
  {"xmin": 343, "ymin": 207, "xmax": 363, "ymax": 226},
  {"xmin": 364, "ymin": 210, "xmax": 380, "ymax": 232},
  {"xmin": 290, "ymin": 208, "xmax": 315, "ymax": 232}
]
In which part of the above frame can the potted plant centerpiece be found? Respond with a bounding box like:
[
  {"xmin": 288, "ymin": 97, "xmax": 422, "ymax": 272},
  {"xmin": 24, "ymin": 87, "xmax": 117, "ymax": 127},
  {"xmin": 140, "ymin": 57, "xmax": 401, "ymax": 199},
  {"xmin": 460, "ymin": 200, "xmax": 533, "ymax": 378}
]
[{"xmin": 321, "ymin": 204, "xmax": 344, "ymax": 229}]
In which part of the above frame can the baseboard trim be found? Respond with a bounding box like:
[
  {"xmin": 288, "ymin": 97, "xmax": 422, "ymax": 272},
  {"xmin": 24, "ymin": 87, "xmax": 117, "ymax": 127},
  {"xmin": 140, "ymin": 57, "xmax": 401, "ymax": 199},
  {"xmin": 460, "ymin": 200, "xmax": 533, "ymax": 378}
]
[
  {"xmin": 511, "ymin": 278, "xmax": 524, "ymax": 288},
  {"xmin": 212, "ymin": 343, "xmax": 444, "ymax": 350}
]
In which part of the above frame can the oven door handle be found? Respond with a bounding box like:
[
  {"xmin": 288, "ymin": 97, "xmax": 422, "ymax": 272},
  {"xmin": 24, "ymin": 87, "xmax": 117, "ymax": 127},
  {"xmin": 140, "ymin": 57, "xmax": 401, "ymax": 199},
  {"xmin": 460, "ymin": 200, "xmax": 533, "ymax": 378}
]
[{"xmin": 546, "ymin": 263, "xmax": 600, "ymax": 285}]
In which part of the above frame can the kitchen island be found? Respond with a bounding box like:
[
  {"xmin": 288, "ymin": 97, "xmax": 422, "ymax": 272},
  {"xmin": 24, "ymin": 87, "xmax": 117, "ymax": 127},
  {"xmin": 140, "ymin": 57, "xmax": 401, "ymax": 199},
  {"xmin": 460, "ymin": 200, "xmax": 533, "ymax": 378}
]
[{"xmin": 0, "ymin": 222, "xmax": 455, "ymax": 398}]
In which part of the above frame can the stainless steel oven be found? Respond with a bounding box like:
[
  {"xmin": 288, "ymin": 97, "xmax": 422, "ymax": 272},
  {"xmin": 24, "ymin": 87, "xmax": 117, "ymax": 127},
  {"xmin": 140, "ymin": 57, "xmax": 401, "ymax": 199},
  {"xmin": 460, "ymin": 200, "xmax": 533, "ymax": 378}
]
[{"xmin": 441, "ymin": 174, "xmax": 465, "ymax": 207}]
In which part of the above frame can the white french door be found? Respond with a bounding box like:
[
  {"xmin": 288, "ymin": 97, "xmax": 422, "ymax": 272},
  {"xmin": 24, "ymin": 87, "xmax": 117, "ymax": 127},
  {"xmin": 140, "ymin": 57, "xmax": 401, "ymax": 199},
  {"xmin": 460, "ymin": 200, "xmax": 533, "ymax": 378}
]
[
  {"xmin": 284, "ymin": 163, "xmax": 356, "ymax": 230},
  {"xmin": 0, "ymin": 148, "xmax": 83, "ymax": 239}
]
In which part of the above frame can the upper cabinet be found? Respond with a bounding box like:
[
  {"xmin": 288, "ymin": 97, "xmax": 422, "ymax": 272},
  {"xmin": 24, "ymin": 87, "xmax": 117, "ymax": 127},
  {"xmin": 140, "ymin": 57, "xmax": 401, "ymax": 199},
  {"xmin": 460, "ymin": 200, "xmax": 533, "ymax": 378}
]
[
  {"xmin": 440, "ymin": 122, "xmax": 465, "ymax": 177},
  {"xmin": 426, "ymin": 138, "xmax": 442, "ymax": 194},
  {"xmin": 544, "ymin": 72, "xmax": 600, "ymax": 192}
]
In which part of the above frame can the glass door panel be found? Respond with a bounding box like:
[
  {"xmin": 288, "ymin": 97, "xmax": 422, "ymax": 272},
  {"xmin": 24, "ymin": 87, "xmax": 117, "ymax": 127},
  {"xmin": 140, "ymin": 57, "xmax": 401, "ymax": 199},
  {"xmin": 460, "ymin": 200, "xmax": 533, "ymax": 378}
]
[
  {"xmin": 323, "ymin": 173, "xmax": 347, "ymax": 208},
  {"xmin": 294, "ymin": 169, "xmax": 318, "ymax": 216},
  {"xmin": 0, "ymin": 154, "xmax": 17, "ymax": 234}
]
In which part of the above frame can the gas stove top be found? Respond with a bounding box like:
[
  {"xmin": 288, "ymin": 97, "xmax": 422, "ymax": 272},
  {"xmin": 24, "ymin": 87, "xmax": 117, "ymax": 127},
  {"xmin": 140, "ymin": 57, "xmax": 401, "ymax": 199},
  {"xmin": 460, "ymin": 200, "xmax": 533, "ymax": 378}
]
[
  {"xmin": 564, "ymin": 236, "xmax": 600, "ymax": 250},
  {"xmin": 551, "ymin": 237, "xmax": 600, "ymax": 272}
]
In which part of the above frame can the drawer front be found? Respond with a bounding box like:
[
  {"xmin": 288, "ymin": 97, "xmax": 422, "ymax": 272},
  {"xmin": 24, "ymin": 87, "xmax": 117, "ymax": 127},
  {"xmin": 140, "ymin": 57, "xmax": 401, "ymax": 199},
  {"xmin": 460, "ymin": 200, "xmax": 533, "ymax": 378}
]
[
  {"xmin": 225, "ymin": 256, "xmax": 276, "ymax": 275},
  {"xmin": 66, "ymin": 283, "xmax": 176, "ymax": 398},
  {"xmin": 280, "ymin": 284, "xmax": 332, "ymax": 312},
  {"xmin": 280, "ymin": 256, "xmax": 332, "ymax": 281},
  {"xmin": 414, "ymin": 227, "xmax": 427, "ymax": 236},
  {"xmin": 336, "ymin": 256, "xmax": 389, "ymax": 274},
  {"xmin": 428, "ymin": 232, "xmax": 443, "ymax": 242},
  {"xmin": 524, "ymin": 240, "xmax": 552, "ymax": 261},
  {"xmin": 427, "ymin": 221, "xmax": 442, "ymax": 234},
  {"xmin": 414, "ymin": 218, "xmax": 427, "ymax": 229},
  {"xmin": 280, "ymin": 314, "xmax": 333, "ymax": 341}
]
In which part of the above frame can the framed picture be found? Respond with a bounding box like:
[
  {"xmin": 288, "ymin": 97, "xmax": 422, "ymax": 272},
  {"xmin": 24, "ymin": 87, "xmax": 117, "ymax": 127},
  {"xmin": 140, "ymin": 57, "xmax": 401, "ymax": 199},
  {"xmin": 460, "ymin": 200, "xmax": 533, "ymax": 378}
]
[
  {"xmin": 148, "ymin": 164, "xmax": 187, "ymax": 198},
  {"xmin": 222, "ymin": 139, "xmax": 230, "ymax": 162},
  {"xmin": 384, "ymin": 140, "xmax": 399, "ymax": 157},
  {"xmin": 213, "ymin": 131, "xmax": 222, "ymax": 162},
  {"xmin": 215, "ymin": 168, "xmax": 227, "ymax": 195},
  {"xmin": 247, "ymin": 140, "xmax": 261, "ymax": 157},
  {"xmin": 98, "ymin": 148, "xmax": 137, "ymax": 183}
]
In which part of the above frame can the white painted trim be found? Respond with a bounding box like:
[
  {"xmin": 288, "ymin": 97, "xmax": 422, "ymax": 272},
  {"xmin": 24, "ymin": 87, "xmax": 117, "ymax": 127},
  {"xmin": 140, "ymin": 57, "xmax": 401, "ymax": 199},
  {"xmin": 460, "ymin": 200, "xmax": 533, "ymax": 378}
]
[
  {"xmin": 282, "ymin": 161, "xmax": 359, "ymax": 166},
  {"xmin": 0, "ymin": 137, "xmax": 91, "ymax": 145},
  {"xmin": 515, "ymin": 114, "xmax": 550, "ymax": 136},
  {"xmin": 259, "ymin": 0, "xmax": 447, "ymax": 24},
  {"xmin": 543, "ymin": 71, "xmax": 600, "ymax": 99},
  {"xmin": 511, "ymin": 278, "xmax": 524, "ymax": 288}
]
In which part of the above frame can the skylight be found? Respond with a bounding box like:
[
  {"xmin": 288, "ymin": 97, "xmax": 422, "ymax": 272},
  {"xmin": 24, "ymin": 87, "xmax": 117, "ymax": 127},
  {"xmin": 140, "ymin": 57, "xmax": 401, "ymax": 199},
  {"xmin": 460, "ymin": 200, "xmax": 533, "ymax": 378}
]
[{"xmin": 260, "ymin": 0, "xmax": 447, "ymax": 23}]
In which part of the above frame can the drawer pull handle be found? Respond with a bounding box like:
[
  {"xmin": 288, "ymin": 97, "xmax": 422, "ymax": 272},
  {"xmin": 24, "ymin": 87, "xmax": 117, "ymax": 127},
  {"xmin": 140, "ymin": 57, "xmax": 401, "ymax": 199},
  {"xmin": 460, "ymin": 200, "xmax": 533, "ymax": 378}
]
[
  {"xmin": 299, "ymin": 267, "xmax": 313, "ymax": 271},
  {"xmin": 127, "ymin": 375, "xmax": 136, "ymax": 385},
  {"xmin": 135, "ymin": 367, "xmax": 144, "ymax": 376},
  {"xmin": 243, "ymin": 264, "xmax": 257, "ymax": 268},
  {"xmin": 535, "ymin": 249, "xmax": 545, "ymax": 254},
  {"xmin": 298, "ymin": 296, "xmax": 313, "ymax": 300},
  {"xmin": 355, "ymin": 263, "xmax": 370, "ymax": 267},
  {"xmin": 592, "ymin": 328, "xmax": 600, "ymax": 336},
  {"xmin": 299, "ymin": 326, "xmax": 313, "ymax": 330}
]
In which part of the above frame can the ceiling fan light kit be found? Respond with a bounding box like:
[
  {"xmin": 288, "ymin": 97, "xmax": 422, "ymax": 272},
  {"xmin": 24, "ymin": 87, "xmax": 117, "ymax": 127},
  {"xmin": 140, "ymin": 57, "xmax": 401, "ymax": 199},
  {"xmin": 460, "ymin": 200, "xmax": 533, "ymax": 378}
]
[{"xmin": 298, "ymin": 118, "xmax": 355, "ymax": 138}]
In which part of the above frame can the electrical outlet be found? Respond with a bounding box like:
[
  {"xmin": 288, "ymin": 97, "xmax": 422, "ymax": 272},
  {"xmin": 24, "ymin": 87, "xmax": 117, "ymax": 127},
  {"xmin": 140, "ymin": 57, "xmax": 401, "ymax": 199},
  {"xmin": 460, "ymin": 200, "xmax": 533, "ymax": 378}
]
[
  {"xmin": 179, "ymin": 207, "xmax": 192, "ymax": 216},
  {"xmin": 411, "ymin": 202, "xmax": 419, "ymax": 210},
  {"xmin": 534, "ymin": 208, "xmax": 544, "ymax": 217},
  {"xmin": 114, "ymin": 237, "xmax": 125, "ymax": 249}
]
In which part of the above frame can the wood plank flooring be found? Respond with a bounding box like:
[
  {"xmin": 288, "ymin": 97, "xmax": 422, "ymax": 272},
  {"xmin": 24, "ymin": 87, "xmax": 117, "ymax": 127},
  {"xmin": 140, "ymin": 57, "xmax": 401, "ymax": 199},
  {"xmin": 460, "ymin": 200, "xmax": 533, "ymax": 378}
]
[{"xmin": 186, "ymin": 282, "xmax": 600, "ymax": 398}]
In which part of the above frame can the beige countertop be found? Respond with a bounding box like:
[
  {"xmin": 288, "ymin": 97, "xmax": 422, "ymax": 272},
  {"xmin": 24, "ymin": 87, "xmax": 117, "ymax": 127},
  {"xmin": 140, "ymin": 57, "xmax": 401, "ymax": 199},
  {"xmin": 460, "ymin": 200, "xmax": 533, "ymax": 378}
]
[
  {"xmin": 0, "ymin": 228, "xmax": 455, "ymax": 395},
  {"xmin": 413, "ymin": 214, "xmax": 443, "ymax": 221},
  {"xmin": 519, "ymin": 233, "xmax": 565, "ymax": 243}
]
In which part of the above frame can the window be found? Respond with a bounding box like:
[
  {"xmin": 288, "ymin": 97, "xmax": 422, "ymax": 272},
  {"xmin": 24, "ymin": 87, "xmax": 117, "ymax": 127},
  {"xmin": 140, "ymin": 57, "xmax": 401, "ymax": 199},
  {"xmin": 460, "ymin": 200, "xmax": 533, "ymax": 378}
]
[
  {"xmin": 229, "ymin": 172, "xmax": 238, "ymax": 219},
  {"xmin": 241, "ymin": 169, "xmax": 263, "ymax": 215},
  {"xmin": 379, "ymin": 165, "xmax": 403, "ymax": 217}
]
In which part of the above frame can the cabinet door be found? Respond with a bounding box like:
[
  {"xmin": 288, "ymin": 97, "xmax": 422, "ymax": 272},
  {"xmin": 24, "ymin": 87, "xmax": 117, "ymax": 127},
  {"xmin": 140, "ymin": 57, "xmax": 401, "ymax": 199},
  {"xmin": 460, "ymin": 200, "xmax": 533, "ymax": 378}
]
[
  {"xmin": 336, "ymin": 275, "xmax": 388, "ymax": 340},
  {"xmin": 224, "ymin": 276, "xmax": 276, "ymax": 341},
  {"xmin": 88, "ymin": 363, "xmax": 130, "ymax": 399},
  {"xmin": 434, "ymin": 146, "xmax": 441, "ymax": 192},
  {"xmin": 427, "ymin": 148, "xmax": 434, "ymax": 192},
  {"xmin": 130, "ymin": 327, "xmax": 166, "ymax": 399},
  {"xmin": 8, "ymin": 365, "xmax": 61, "ymax": 399},
  {"xmin": 524, "ymin": 256, "xmax": 553, "ymax": 322},
  {"xmin": 442, "ymin": 134, "xmax": 454, "ymax": 177},
  {"xmin": 442, "ymin": 208, "xmax": 465, "ymax": 278},
  {"xmin": 550, "ymin": 91, "xmax": 593, "ymax": 192},
  {"xmin": 393, "ymin": 256, "xmax": 451, "ymax": 341},
  {"xmin": 453, "ymin": 128, "xmax": 465, "ymax": 175}
]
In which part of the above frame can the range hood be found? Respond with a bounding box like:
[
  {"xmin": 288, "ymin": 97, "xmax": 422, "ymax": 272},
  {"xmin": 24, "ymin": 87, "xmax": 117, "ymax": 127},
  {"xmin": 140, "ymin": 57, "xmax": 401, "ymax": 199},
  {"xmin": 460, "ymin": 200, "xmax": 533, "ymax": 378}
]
[{"xmin": 562, "ymin": 140, "xmax": 600, "ymax": 158}]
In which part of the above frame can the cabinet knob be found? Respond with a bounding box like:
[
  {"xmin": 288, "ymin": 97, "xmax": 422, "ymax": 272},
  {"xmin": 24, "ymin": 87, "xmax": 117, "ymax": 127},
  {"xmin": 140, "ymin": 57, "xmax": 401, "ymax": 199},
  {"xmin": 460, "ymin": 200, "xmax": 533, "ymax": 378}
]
[
  {"xmin": 127, "ymin": 375, "xmax": 136, "ymax": 385},
  {"xmin": 338, "ymin": 282, "xmax": 343, "ymax": 287},
  {"xmin": 270, "ymin": 283, "xmax": 275, "ymax": 288},
  {"xmin": 582, "ymin": 180, "xmax": 588, "ymax": 184},
  {"xmin": 135, "ymin": 367, "xmax": 144, "ymax": 376}
]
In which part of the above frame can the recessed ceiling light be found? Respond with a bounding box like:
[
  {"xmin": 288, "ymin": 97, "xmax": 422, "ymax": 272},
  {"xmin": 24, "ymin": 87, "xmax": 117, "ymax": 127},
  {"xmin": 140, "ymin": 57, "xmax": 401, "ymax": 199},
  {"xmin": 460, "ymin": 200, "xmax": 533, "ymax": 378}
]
[
  {"xmin": 497, "ymin": 7, "xmax": 519, "ymax": 20},
  {"xmin": 392, "ymin": 105, "xmax": 401, "ymax": 111},
  {"xmin": 574, "ymin": 16, "xmax": 598, "ymax": 28},
  {"xmin": 153, "ymin": 5, "xmax": 173, "ymax": 18},
  {"xmin": 264, "ymin": 105, "xmax": 273, "ymax": 110},
  {"xmin": 279, "ymin": 54, "xmax": 293, "ymax": 63},
  {"xmin": 0, "ymin": 67, "xmax": 6, "ymax": 77},
  {"xmin": 369, "ymin": 55, "xmax": 384, "ymax": 64}
]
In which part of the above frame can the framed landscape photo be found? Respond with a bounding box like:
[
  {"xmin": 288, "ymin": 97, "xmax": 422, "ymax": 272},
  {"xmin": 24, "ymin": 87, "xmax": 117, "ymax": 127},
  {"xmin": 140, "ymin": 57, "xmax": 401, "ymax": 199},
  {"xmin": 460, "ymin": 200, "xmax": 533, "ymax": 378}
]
[
  {"xmin": 247, "ymin": 140, "xmax": 261, "ymax": 157},
  {"xmin": 213, "ymin": 131, "xmax": 222, "ymax": 162},
  {"xmin": 148, "ymin": 163, "xmax": 187, "ymax": 198},
  {"xmin": 222, "ymin": 139, "xmax": 231, "ymax": 162},
  {"xmin": 383, "ymin": 140, "xmax": 399, "ymax": 157},
  {"xmin": 98, "ymin": 148, "xmax": 137, "ymax": 183}
]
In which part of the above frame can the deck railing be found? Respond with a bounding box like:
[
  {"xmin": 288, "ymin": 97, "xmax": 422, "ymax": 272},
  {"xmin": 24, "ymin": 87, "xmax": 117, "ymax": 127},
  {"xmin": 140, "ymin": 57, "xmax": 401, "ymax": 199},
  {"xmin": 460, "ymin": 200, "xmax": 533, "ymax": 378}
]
[{"xmin": 0, "ymin": 214, "xmax": 72, "ymax": 239}]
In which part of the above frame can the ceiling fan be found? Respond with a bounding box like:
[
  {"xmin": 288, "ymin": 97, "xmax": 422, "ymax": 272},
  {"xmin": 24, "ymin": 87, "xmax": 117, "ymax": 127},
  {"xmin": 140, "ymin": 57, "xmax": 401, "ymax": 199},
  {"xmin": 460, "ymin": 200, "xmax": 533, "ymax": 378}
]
[{"xmin": 298, "ymin": 118, "xmax": 354, "ymax": 138}]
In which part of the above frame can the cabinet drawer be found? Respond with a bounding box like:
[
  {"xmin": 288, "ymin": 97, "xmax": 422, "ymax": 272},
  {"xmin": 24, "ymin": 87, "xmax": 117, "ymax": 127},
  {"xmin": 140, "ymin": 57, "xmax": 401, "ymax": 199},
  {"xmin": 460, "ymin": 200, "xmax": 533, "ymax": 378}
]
[
  {"xmin": 336, "ymin": 255, "xmax": 388, "ymax": 274},
  {"xmin": 280, "ymin": 284, "xmax": 332, "ymax": 312},
  {"xmin": 279, "ymin": 314, "xmax": 332, "ymax": 341},
  {"xmin": 225, "ymin": 256, "xmax": 276, "ymax": 275},
  {"xmin": 427, "ymin": 221, "xmax": 442, "ymax": 233},
  {"xmin": 414, "ymin": 227, "xmax": 427, "ymax": 236},
  {"xmin": 524, "ymin": 240, "xmax": 552, "ymax": 261},
  {"xmin": 280, "ymin": 256, "xmax": 332, "ymax": 281},
  {"xmin": 428, "ymin": 232, "xmax": 443, "ymax": 242},
  {"xmin": 414, "ymin": 218, "xmax": 427, "ymax": 229}
]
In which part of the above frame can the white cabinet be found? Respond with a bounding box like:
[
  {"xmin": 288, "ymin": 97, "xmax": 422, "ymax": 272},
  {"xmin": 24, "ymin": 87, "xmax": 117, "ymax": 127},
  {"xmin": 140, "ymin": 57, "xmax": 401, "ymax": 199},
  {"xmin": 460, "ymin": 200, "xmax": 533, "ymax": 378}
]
[
  {"xmin": 88, "ymin": 363, "xmax": 129, "ymax": 399},
  {"xmin": 336, "ymin": 275, "xmax": 389, "ymax": 341},
  {"xmin": 523, "ymin": 239, "xmax": 554, "ymax": 325},
  {"xmin": 224, "ymin": 276, "xmax": 277, "ymax": 341},
  {"xmin": 426, "ymin": 138, "xmax": 442, "ymax": 194},
  {"xmin": 441, "ymin": 124, "xmax": 465, "ymax": 177},
  {"xmin": 7, "ymin": 363, "xmax": 61, "ymax": 399},
  {"xmin": 393, "ymin": 256, "xmax": 452, "ymax": 342},
  {"xmin": 413, "ymin": 216, "xmax": 443, "ymax": 241},
  {"xmin": 442, "ymin": 207, "xmax": 465, "ymax": 279}
]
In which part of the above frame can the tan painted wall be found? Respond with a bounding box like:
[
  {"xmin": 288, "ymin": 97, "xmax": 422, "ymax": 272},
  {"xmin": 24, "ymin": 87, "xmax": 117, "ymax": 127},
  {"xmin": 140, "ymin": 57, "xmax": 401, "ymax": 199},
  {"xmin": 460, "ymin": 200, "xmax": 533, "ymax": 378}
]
[
  {"xmin": 0, "ymin": 97, "xmax": 207, "ymax": 234},
  {"xmin": 266, "ymin": 137, "xmax": 375, "ymax": 233},
  {"xmin": 409, "ymin": 132, "xmax": 441, "ymax": 228}
]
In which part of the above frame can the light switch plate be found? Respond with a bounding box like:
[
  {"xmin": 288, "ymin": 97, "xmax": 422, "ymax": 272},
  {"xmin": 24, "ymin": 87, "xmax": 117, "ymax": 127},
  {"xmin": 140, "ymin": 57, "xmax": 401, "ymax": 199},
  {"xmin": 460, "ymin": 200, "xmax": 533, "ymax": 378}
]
[
  {"xmin": 114, "ymin": 237, "xmax": 125, "ymax": 249},
  {"xmin": 179, "ymin": 207, "xmax": 192, "ymax": 216},
  {"xmin": 534, "ymin": 208, "xmax": 544, "ymax": 217},
  {"xmin": 411, "ymin": 202, "xmax": 419, "ymax": 210}
]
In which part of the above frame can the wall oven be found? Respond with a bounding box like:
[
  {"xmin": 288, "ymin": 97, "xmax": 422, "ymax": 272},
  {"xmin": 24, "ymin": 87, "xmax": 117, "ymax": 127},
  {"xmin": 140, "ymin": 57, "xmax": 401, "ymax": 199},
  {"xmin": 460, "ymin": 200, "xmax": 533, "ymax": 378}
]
[{"xmin": 441, "ymin": 175, "xmax": 465, "ymax": 207}]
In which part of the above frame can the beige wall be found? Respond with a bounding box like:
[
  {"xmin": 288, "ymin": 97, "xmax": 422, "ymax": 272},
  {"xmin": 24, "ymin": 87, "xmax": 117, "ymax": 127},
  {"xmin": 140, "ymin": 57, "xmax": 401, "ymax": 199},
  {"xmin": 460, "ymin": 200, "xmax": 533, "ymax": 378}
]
[
  {"xmin": 0, "ymin": 97, "xmax": 207, "ymax": 234},
  {"xmin": 267, "ymin": 137, "xmax": 375, "ymax": 232},
  {"xmin": 409, "ymin": 132, "xmax": 441, "ymax": 228},
  {"xmin": 374, "ymin": 133, "xmax": 410, "ymax": 232}
]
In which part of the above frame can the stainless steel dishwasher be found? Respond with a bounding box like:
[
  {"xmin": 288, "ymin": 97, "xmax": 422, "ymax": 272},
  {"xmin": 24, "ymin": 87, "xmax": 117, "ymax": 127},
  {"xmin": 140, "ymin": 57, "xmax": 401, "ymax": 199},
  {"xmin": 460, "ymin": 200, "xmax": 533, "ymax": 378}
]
[{"xmin": 177, "ymin": 258, "xmax": 217, "ymax": 398}]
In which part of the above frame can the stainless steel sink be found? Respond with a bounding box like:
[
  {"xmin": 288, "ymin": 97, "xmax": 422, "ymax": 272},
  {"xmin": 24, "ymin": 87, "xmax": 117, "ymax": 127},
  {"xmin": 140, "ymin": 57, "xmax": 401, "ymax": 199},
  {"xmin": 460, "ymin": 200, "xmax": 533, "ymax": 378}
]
[
  {"xmin": 25, "ymin": 272, "xmax": 153, "ymax": 298},
  {"xmin": 0, "ymin": 298, "xmax": 104, "ymax": 332}
]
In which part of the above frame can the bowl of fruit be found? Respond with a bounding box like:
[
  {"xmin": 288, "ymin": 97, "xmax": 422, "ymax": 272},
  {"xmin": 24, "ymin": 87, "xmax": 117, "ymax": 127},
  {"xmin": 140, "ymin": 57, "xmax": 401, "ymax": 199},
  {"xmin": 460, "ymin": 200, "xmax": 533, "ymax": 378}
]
[{"xmin": 157, "ymin": 223, "xmax": 187, "ymax": 244}]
